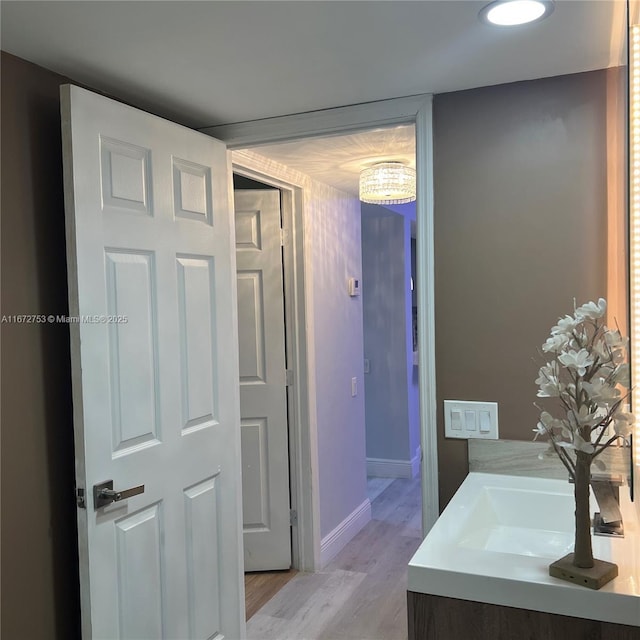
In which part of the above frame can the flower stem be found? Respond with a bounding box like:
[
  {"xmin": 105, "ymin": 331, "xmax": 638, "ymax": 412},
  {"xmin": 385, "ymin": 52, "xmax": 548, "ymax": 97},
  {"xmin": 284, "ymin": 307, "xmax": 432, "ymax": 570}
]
[
  {"xmin": 551, "ymin": 439, "xmax": 576, "ymax": 478},
  {"xmin": 573, "ymin": 451, "xmax": 594, "ymax": 568}
]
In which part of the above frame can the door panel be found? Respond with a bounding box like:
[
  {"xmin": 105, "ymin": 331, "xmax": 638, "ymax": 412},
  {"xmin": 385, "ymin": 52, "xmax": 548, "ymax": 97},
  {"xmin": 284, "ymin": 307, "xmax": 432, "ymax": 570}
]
[
  {"xmin": 183, "ymin": 475, "xmax": 222, "ymax": 639},
  {"xmin": 115, "ymin": 504, "xmax": 164, "ymax": 639},
  {"xmin": 105, "ymin": 250, "xmax": 160, "ymax": 452},
  {"xmin": 235, "ymin": 189, "xmax": 291, "ymax": 571},
  {"xmin": 237, "ymin": 271, "xmax": 267, "ymax": 381},
  {"xmin": 62, "ymin": 85, "xmax": 244, "ymax": 639},
  {"xmin": 177, "ymin": 256, "xmax": 217, "ymax": 432}
]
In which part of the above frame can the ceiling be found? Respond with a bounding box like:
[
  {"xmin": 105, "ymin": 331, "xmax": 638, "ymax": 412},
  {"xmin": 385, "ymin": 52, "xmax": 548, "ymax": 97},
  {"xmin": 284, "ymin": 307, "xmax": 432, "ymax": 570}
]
[
  {"xmin": 1, "ymin": 1, "xmax": 627, "ymax": 130},
  {"xmin": 254, "ymin": 124, "xmax": 416, "ymax": 196},
  {"xmin": 1, "ymin": 1, "xmax": 627, "ymax": 198}
]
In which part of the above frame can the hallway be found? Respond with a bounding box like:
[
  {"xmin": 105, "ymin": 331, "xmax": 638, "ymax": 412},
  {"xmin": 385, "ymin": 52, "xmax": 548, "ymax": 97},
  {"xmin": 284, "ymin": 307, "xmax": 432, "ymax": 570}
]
[{"xmin": 246, "ymin": 477, "xmax": 422, "ymax": 640}]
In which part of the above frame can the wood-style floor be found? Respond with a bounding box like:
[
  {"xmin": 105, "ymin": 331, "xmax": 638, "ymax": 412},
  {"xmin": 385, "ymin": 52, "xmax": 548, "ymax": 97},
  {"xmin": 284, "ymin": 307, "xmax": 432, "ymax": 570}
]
[
  {"xmin": 245, "ymin": 477, "xmax": 422, "ymax": 640},
  {"xmin": 245, "ymin": 569, "xmax": 299, "ymax": 620}
]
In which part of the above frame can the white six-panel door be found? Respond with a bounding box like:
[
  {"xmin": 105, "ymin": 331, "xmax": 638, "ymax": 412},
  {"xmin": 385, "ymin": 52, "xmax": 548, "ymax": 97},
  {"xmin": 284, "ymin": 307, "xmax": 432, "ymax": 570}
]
[
  {"xmin": 234, "ymin": 190, "xmax": 291, "ymax": 571},
  {"xmin": 61, "ymin": 85, "xmax": 245, "ymax": 639}
]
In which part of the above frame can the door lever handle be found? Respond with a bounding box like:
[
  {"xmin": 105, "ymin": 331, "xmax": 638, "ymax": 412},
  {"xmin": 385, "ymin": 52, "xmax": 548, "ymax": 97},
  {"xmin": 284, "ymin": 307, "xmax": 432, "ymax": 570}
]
[{"xmin": 93, "ymin": 479, "xmax": 145, "ymax": 509}]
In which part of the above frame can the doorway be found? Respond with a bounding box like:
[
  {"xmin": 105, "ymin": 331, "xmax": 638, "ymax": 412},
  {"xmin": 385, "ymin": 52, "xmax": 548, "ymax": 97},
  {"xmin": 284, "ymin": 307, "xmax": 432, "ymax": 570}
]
[
  {"xmin": 203, "ymin": 97, "xmax": 439, "ymax": 623},
  {"xmin": 230, "ymin": 126, "xmax": 425, "ymax": 630},
  {"xmin": 203, "ymin": 89, "xmax": 438, "ymax": 549},
  {"xmin": 233, "ymin": 174, "xmax": 292, "ymax": 571},
  {"xmin": 232, "ymin": 174, "xmax": 298, "ymax": 617},
  {"xmin": 232, "ymin": 124, "xmax": 424, "ymax": 614}
]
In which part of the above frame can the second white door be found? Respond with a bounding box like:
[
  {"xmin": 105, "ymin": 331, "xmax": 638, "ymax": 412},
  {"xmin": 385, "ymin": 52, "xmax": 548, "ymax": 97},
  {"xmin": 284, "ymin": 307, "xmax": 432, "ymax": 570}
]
[{"xmin": 235, "ymin": 189, "xmax": 292, "ymax": 571}]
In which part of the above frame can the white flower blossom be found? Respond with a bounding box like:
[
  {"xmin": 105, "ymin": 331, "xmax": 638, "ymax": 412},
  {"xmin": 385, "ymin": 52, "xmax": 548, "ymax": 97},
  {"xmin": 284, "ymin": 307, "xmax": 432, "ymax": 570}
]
[
  {"xmin": 537, "ymin": 384, "xmax": 559, "ymax": 398},
  {"xmin": 533, "ymin": 421, "xmax": 547, "ymax": 440},
  {"xmin": 574, "ymin": 433, "xmax": 596, "ymax": 453},
  {"xmin": 551, "ymin": 315, "xmax": 579, "ymax": 335},
  {"xmin": 566, "ymin": 406, "xmax": 600, "ymax": 430},
  {"xmin": 575, "ymin": 298, "xmax": 606, "ymax": 320},
  {"xmin": 581, "ymin": 378, "xmax": 620, "ymax": 406},
  {"xmin": 535, "ymin": 362, "xmax": 558, "ymax": 385},
  {"xmin": 558, "ymin": 433, "xmax": 595, "ymax": 454},
  {"xmin": 534, "ymin": 298, "xmax": 634, "ymax": 464},
  {"xmin": 577, "ymin": 405, "xmax": 601, "ymax": 428},
  {"xmin": 542, "ymin": 333, "xmax": 570, "ymax": 353},
  {"xmin": 536, "ymin": 362, "xmax": 562, "ymax": 397},
  {"xmin": 536, "ymin": 411, "xmax": 572, "ymax": 439},
  {"xmin": 558, "ymin": 349, "xmax": 593, "ymax": 377}
]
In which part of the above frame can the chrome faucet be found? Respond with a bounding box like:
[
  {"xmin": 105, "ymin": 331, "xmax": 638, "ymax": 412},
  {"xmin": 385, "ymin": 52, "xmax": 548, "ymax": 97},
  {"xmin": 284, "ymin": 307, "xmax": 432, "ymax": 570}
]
[{"xmin": 591, "ymin": 474, "xmax": 624, "ymax": 538}]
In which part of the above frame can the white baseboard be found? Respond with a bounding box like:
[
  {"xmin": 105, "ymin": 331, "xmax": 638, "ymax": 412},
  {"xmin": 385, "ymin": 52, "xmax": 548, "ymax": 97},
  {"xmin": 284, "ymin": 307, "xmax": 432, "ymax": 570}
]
[
  {"xmin": 320, "ymin": 498, "xmax": 372, "ymax": 567},
  {"xmin": 367, "ymin": 446, "xmax": 422, "ymax": 479}
]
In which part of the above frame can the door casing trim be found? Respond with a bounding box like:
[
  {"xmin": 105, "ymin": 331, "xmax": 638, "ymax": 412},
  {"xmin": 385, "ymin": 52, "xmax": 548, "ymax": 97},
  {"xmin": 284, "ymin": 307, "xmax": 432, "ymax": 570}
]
[{"xmin": 211, "ymin": 93, "xmax": 439, "ymax": 570}]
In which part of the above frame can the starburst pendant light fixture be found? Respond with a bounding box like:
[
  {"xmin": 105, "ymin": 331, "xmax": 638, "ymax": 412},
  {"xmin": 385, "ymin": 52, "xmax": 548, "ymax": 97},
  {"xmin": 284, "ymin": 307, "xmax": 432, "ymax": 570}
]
[{"xmin": 359, "ymin": 162, "xmax": 416, "ymax": 205}]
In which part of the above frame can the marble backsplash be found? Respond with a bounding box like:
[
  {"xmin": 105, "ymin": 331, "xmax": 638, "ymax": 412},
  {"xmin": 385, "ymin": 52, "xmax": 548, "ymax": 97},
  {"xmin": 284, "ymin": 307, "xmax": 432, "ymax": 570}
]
[{"xmin": 468, "ymin": 439, "xmax": 630, "ymax": 483}]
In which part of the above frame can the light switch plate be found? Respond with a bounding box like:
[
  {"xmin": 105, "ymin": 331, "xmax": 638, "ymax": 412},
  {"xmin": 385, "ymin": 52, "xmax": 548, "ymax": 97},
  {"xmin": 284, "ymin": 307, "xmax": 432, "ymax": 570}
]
[{"xmin": 444, "ymin": 400, "xmax": 499, "ymax": 440}]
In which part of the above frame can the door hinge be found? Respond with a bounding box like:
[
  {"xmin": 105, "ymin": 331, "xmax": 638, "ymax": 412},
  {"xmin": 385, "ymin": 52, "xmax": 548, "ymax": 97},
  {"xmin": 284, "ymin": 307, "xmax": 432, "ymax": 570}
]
[
  {"xmin": 76, "ymin": 487, "xmax": 86, "ymax": 509},
  {"xmin": 280, "ymin": 228, "xmax": 289, "ymax": 247},
  {"xmin": 289, "ymin": 509, "xmax": 298, "ymax": 526},
  {"xmin": 285, "ymin": 369, "xmax": 294, "ymax": 386}
]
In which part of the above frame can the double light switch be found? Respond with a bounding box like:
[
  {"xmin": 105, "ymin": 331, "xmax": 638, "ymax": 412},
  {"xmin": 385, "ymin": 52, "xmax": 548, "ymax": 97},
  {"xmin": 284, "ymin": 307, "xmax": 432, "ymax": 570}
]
[{"xmin": 444, "ymin": 400, "xmax": 499, "ymax": 440}]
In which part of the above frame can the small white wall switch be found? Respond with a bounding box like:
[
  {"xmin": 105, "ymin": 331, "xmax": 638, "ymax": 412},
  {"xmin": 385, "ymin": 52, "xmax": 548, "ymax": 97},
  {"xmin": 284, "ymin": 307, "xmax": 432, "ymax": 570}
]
[
  {"xmin": 479, "ymin": 410, "xmax": 491, "ymax": 433},
  {"xmin": 464, "ymin": 410, "xmax": 476, "ymax": 431},
  {"xmin": 348, "ymin": 277, "xmax": 360, "ymax": 297},
  {"xmin": 351, "ymin": 377, "xmax": 357, "ymax": 397},
  {"xmin": 444, "ymin": 400, "xmax": 499, "ymax": 440}
]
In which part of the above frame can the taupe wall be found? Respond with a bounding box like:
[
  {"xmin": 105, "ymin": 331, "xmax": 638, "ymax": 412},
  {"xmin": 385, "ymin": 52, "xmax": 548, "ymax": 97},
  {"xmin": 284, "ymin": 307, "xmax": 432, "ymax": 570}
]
[
  {"xmin": 1, "ymin": 52, "xmax": 80, "ymax": 638},
  {"xmin": 433, "ymin": 70, "xmax": 616, "ymax": 509}
]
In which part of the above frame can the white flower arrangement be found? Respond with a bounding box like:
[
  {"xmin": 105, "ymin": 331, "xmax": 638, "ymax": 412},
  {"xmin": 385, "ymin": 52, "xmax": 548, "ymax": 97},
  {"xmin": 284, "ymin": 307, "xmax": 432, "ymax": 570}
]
[
  {"xmin": 534, "ymin": 298, "xmax": 632, "ymax": 477},
  {"xmin": 535, "ymin": 297, "xmax": 633, "ymax": 576}
]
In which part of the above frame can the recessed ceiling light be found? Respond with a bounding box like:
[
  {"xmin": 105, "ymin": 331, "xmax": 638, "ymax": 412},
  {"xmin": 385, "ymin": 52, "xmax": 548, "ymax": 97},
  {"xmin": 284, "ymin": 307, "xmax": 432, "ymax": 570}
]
[{"xmin": 479, "ymin": 0, "xmax": 554, "ymax": 27}]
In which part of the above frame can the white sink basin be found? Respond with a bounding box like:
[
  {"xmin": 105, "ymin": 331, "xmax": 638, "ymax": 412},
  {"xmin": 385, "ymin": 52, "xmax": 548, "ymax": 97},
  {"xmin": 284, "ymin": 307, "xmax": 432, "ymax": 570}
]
[{"xmin": 456, "ymin": 485, "xmax": 574, "ymax": 558}]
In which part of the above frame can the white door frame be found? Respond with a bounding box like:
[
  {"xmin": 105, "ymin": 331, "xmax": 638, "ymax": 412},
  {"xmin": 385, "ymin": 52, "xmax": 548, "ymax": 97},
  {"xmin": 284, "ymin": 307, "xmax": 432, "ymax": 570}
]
[{"xmin": 203, "ymin": 94, "xmax": 439, "ymax": 568}]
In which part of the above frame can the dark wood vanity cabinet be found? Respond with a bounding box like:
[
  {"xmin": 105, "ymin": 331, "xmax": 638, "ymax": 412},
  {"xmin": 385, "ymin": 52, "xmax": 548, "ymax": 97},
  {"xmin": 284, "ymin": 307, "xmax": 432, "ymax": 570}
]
[{"xmin": 407, "ymin": 591, "xmax": 640, "ymax": 640}]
